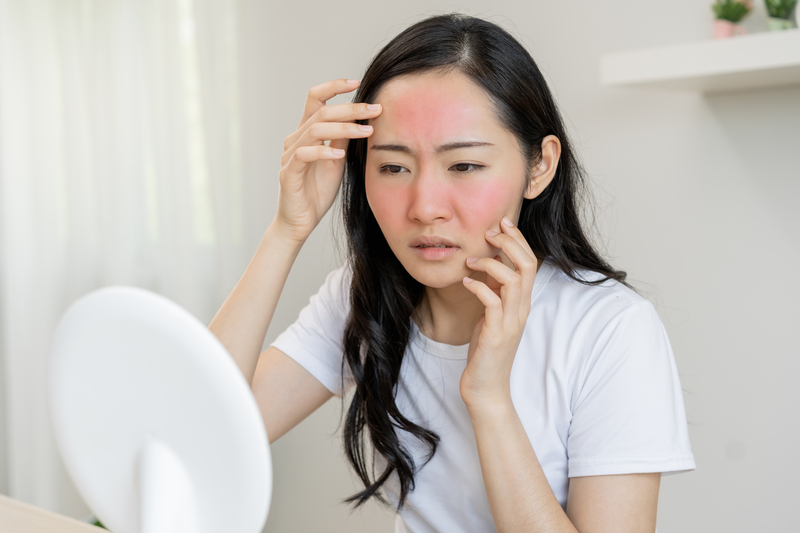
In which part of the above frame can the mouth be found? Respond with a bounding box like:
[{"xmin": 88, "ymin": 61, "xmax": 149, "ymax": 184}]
[
  {"xmin": 410, "ymin": 238, "xmax": 460, "ymax": 260},
  {"xmin": 410, "ymin": 236, "xmax": 458, "ymax": 248}
]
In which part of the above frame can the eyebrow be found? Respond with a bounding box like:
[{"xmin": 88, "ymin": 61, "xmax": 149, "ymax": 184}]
[{"xmin": 370, "ymin": 141, "xmax": 494, "ymax": 155}]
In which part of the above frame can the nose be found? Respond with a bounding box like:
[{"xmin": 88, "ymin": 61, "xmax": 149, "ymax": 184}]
[{"xmin": 407, "ymin": 164, "xmax": 452, "ymax": 225}]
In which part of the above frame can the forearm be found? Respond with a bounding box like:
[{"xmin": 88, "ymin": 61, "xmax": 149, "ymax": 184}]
[
  {"xmin": 467, "ymin": 398, "xmax": 578, "ymax": 533},
  {"xmin": 208, "ymin": 220, "xmax": 304, "ymax": 386}
]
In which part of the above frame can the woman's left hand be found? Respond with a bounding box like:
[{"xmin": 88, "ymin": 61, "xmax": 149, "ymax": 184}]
[{"xmin": 460, "ymin": 216, "xmax": 539, "ymax": 410}]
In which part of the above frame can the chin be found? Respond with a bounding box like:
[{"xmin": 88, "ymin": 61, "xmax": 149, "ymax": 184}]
[{"xmin": 399, "ymin": 260, "xmax": 470, "ymax": 289}]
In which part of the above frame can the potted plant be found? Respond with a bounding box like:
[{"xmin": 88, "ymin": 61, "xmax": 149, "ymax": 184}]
[
  {"xmin": 765, "ymin": 0, "xmax": 797, "ymax": 29},
  {"xmin": 711, "ymin": 0, "xmax": 752, "ymax": 38}
]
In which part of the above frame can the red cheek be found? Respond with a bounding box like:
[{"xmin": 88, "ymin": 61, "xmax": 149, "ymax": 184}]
[
  {"xmin": 454, "ymin": 180, "xmax": 515, "ymax": 232},
  {"xmin": 366, "ymin": 179, "xmax": 412, "ymax": 228}
]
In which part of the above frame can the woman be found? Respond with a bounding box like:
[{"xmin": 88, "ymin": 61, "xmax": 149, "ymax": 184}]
[{"xmin": 209, "ymin": 13, "xmax": 695, "ymax": 533}]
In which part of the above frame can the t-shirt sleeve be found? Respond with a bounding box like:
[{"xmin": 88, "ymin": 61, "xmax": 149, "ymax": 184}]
[
  {"xmin": 270, "ymin": 265, "xmax": 354, "ymax": 397},
  {"xmin": 567, "ymin": 299, "xmax": 696, "ymax": 477}
]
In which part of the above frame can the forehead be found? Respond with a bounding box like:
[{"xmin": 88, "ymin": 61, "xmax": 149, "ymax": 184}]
[{"xmin": 369, "ymin": 70, "xmax": 505, "ymax": 145}]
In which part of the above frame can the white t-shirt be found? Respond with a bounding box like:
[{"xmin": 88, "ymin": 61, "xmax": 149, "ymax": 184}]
[{"xmin": 271, "ymin": 258, "xmax": 695, "ymax": 532}]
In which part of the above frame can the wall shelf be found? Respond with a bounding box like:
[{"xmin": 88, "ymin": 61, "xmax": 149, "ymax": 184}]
[{"xmin": 600, "ymin": 28, "xmax": 800, "ymax": 93}]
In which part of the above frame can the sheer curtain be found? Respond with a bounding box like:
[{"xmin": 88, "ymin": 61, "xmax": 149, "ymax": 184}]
[{"xmin": 0, "ymin": 0, "xmax": 246, "ymax": 517}]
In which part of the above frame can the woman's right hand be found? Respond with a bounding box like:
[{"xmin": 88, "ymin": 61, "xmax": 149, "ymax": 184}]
[{"xmin": 275, "ymin": 79, "xmax": 382, "ymax": 243}]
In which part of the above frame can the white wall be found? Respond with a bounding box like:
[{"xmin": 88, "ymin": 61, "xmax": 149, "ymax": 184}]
[
  {"xmin": 0, "ymin": 203, "xmax": 5, "ymax": 496},
  {"xmin": 237, "ymin": 1, "xmax": 800, "ymax": 531}
]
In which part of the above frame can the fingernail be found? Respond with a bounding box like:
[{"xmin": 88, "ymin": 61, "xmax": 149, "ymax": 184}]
[
  {"xmin": 467, "ymin": 257, "xmax": 478, "ymax": 264},
  {"xmin": 367, "ymin": 104, "xmax": 381, "ymax": 111},
  {"xmin": 502, "ymin": 216, "xmax": 513, "ymax": 227},
  {"xmin": 347, "ymin": 79, "xmax": 360, "ymax": 84},
  {"xmin": 358, "ymin": 125, "xmax": 372, "ymax": 132},
  {"xmin": 463, "ymin": 277, "xmax": 473, "ymax": 284},
  {"xmin": 486, "ymin": 229, "xmax": 499, "ymax": 237},
  {"xmin": 332, "ymin": 148, "xmax": 345, "ymax": 155}
]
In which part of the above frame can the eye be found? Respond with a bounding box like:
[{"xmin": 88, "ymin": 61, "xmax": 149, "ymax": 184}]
[
  {"xmin": 379, "ymin": 164, "xmax": 408, "ymax": 174},
  {"xmin": 450, "ymin": 163, "xmax": 484, "ymax": 173}
]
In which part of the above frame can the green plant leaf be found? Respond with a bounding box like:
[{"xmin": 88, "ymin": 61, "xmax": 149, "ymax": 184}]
[
  {"xmin": 765, "ymin": 0, "xmax": 797, "ymax": 19},
  {"xmin": 712, "ymin": 0, "xmax": 752, "ymax": 22}
]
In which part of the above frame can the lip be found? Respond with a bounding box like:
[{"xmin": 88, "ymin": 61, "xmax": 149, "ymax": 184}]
[
  {"xmin": 412, "ymin": 246, "xmax": 459, "ymax": 260},
  {"xmin": 410, "ymin": 235, "xmax": 458, "ymax": 248},
  {"xmin": 409, "ymin": 235, "xmax": 460, "ymax": 261}
]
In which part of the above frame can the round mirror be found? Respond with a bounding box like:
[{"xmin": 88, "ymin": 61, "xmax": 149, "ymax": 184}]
[{"xmin": 48, "ymin": 287, "xmax": 271, "ymax": 533}]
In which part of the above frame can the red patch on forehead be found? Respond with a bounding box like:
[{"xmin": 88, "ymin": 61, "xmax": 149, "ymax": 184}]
[{"xmin": 377, "ymin": 80, "xmax": 483, "ymax": 149}]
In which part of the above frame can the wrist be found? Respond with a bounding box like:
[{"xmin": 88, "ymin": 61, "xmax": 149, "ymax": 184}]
[
  {"xmin": 257, "ymin": 221, "xmax": 307, "ymax": 269},
  {"xmin": 266, "ymin": 218, "xmax": 310, "ymax": 249},
  {"xmin": 463, "ymin": 390, "xmax": 515, "ymax": 419}
]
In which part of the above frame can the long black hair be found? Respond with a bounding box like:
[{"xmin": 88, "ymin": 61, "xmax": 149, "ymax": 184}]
[{"xmin": 339, "ymin": 13, "xmax": 629, "ymax": 511}]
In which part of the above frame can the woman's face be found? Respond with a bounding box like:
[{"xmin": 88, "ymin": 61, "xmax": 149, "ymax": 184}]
[{"xmin": 365, "ymin": 69, "xmax": 530, "ymax": 289}]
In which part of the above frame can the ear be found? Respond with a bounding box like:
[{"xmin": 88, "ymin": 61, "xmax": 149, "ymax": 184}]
[{"xmin": 524, "ymin": 135, "xmax": 562, "ymax": 200}]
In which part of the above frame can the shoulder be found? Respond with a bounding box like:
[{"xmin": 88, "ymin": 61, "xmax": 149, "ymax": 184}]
[
  {"xmin": 527, "ymin": 259, "xmax": 668, "ymax": 370},
  {"xmin": 534, "ymin": 258, "xmax": 649, "ymax": 324},
  {"xmin": 314, "ymin": 263, "xmax": 352, "ymax": 305},
  {"xmin": 283, "ymin": 263, "xmax": 353, "ymax": 333},
  {"xmin": 329, "ymin": 263, "xmax": 352, "ymax": 286}
]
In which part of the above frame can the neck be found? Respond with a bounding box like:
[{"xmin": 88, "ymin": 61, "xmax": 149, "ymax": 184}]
[
  {"xmin": 416, "ymin": 282, "xmax": 485, "ymax": 346},
  {"xmin": 415, "ymin": 256, "xmax": 545, "ymax": 346}
]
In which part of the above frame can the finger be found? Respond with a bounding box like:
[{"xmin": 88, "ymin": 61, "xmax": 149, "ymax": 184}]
[
  {"xmin": 462, "ymin": 277, "xmax": 503, "ymax": 329},
  {"xmin": 484, "ymin": 256, "xmax": 504, "ymax": 292},
  {"xmin": 466, "ymin": 256, "xmax": 521, "ymax": 316},
  {"xmin": 298, "ymin": 79, "xmax": 360, "ymax": 128},
  {"xmin": 500, "ymin": 216, "xmax": 537, "ymax": 257},
  {"xmin": 286, "ymin": 102, "xmax": 381, "ymax": 151},
  {"xmin": 283, "ymin": 145, "xmax": 346, "ymax": 177},
  {"xmin": 298, "ymin": 122, "xmax": 373, "ymax": 148},
  {"xmin": 486, "ymin": 221, "xmax": 538, "ymax": 299},
  {"xmin": 282, "ymin": 123, "xmax": 372, "ymax": 167},
  {"xmin": 485, "ymin": 228, "xmax": 536, "ymax": 273},
  {"xmin": 313, "ymin": 102, "xmax": 382, "ymax": 125}
]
